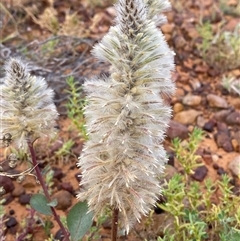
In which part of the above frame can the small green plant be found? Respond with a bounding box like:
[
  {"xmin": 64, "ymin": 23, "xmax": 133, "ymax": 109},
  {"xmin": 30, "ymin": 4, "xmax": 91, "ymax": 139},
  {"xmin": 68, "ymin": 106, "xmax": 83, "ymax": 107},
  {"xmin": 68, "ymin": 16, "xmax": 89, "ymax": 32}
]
[
  {"xmin": 42, "ymin": 165, "xmax": 55, "ymax": 195},
  {"xmin": 65, "ymin": 76, "xmax": 87, "ymax": 140},
  {"xmin": 53, "ymin": 139, "xmax": 76, "ymax": 162},
  {"xmin": 196, "ymin": 21, "xmax": 214, "ymax": 56},
  {"xmin": 85, "ymin": 208, "xmax": 111, "ymax": 240},
  {"xmin": 197, "ymin": 22, "xmax": 240, "ymax": 72},
  {"xmin": 156, "ymin": 128, "xmax": 240, "ymax": 241},
  {"xmin": 41, "ymin": 39, "xmax": 59, "ymax": 56},
  {"xmin": 172, "ymin": 128, "xmax": 203, "ymax": 181},
  {"xmin": 44, "ymin": 234, "xmax": 56, "ymax": 241}
]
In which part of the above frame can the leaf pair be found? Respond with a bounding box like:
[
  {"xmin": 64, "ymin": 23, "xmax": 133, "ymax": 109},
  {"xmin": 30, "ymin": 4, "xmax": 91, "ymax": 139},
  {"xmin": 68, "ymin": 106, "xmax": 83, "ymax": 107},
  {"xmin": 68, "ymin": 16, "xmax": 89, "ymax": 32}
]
[{"xmin": 30, "ymin": 194, "xmax": 93, "ymax": 241}]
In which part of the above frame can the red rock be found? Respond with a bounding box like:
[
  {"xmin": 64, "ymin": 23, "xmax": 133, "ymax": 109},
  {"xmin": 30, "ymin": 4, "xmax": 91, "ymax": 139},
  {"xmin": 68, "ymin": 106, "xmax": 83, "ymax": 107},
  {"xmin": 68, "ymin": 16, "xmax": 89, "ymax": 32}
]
[
  {"xmin": 192, "ymin": 166, "xmax": 208, "ymax": 182},
  {"xmin": 0, "ymin": 176, "xmax": 14, "ymax": 194},
  {"xmin": 52, "ymin": 190, "xmax": 72, "ymax": 211},
  {"xmin": 214, "ymin": 132, "xmax": 234, "ymax": 152},
  {"xmin": 167, "ymin": 120, "xmax": 189, "ymax": 140},
  {"xmin": 203, "ymin": 119, "xmax": 216, "ymax": 132},
  {"xmin": 226, "ymin": 111, "xmax": 240, "ymax": 125},
  {"xmin": 203, "ymin": 154, "xmax": 213, "ymax": 165},
  {"xmin": 213, "ymin": 109, "xmax": 232, "ymax": 122},
  {"xmin": 207, "ymin": 94, "xmax": 228, "ymax": 108}
]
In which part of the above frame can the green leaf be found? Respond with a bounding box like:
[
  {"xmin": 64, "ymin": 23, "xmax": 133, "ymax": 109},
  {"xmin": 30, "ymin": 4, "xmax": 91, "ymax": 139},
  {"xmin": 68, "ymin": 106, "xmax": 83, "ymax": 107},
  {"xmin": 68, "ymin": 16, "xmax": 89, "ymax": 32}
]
[
  {"xmin": 30, "ymin": 194, "xmax": 52, "ymax": 216},
  {"xmin": 67, "ymin": 201, "xmax": 93, "ymax": 241},
  {"xmin": 47, "ymin": 198, "xmax": 58, "ymax": 207}
]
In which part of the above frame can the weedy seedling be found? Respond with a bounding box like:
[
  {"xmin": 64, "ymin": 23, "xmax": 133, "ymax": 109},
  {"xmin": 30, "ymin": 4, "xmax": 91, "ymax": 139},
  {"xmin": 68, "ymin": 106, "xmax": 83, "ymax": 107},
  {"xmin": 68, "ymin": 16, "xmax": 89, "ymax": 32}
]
[
  {"xmin": 197, "ymin": 21, "xmax": 240, "ymax": 72},
  {"xmin": 155, "ymin": 128, "xmax": 240, "ymax": 241},
  {"xmin": 65, "ymin": 76, "xmax": 88, "ymax": 141}
]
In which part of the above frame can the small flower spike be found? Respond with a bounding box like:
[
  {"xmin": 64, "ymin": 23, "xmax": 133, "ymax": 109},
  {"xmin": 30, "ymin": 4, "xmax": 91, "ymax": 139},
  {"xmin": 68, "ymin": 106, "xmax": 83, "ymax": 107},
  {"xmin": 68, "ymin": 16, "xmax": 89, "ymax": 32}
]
[{"xmin": 0, "ymin": 58, "xmax": 58, "ymax": 150}]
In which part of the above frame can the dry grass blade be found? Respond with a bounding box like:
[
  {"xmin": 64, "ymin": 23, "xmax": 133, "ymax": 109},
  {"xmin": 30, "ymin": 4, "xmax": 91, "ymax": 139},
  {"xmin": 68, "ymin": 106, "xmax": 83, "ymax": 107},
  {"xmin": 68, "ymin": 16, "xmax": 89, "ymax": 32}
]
[{"xmin": 0, "ymin": 3, "xmax": 19, "ymax": 43}]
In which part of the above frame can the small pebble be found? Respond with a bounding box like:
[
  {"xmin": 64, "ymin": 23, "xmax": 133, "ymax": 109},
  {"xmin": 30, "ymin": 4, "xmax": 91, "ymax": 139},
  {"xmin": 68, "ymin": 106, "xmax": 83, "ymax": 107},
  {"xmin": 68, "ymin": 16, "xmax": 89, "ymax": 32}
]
[
  {"xmin": 75, "ymin": 173, "xmax": 81, "ymax": 182},
  {"xmin": 197, "ymin": 116, "xmax": 206, "ymax": 128},
  {"xmin": 175, "ymin": 88, "xmax": 185, "ymax": 97},
  {"xmin": 217, "ymin": 167, "xmax": 227, "ymax": 176},
  {"xmin": 5, "ymin": 216, "xmax": 18, "ymax": 228},
  {"xmin": 212, "ymin": 154, "xmax": 219, "ymax": 162},
  {"xmin": 19, "ymin": 193, "xmax": 32, "ymax": 205},
  {"xmin": 229, "ymin": 98, "xmax": 240, "ymax": 109},
  {"xmin": 203, "ymin": 119, "xmax": 216, "ymax": 132},
  {"xmin": 213, "ymin": 109, "xmax": 232, "ymax": 122},
  {"xmin": 213, "ymin": 163, "xmax": 219, "ymax": 170},
  {"xmin": 12, "ymin": 184, "xmax": 25, "ymax": 197},
  {"xmin": 69, "ymin": 165, "xmax": 76, "ymax": 170},
  {"xmin": 232, "ymin": 185, "xmax": 240, "ymax": 196},
  {"xmin": 53, "ymin": 167, "xmax": 64, "ymax": 179},
  {"xmin": 167, "ymin": 152, "xmax": 175, "ymax": 166},
  {"xmin": 192, "ymin": 166, "xmax": 208, "ymax": 181},
  {"xmin": 174, "ymin": 110, "xmax": 202, "ymax": 125},
  {"xmin": 228, "ymin": 156, "xmax": 240, "ymax": 177},
  {"xmin": 0, "ymin": 160, "xmax": 11, "ymax": 172},
  {"xmin": 174, "ymin": 35, "xmax": 186, "ymax": 49},
  {"xmin": 182, "ymin": 95, "xmax": 201, "ymax": 106},
  {"xmin": 226, "ymin": 111, "xmax": 240, "ymax": 126},
  {"xmin": 9, "ymin": 209, "xmax": 15, "ymax": 215},
  {"xmin": 52, "ymin": 190, "xmax": 72, "ymax": 211},
  {"xmin": 207, "ymin": 94, "xmax": 228, "ymax": 108},
  {"xmin": 59, "ymin": 182, "xmax": 74, "ymax": 194},
  {"xmin": 214, "ymin": 132, "xmax": 233, "ymax": 152},
  {"xmin": 231, "ymin": 139, "xmax": 239, "ymax": 152},
  {"xmin": 0, "ymin": 176, "xmax": 14, "ymax": 194},
  {"xmin": 55, "ymin": 229, "xmax": 64, "ymax": 241},
  {"xmin": 202, "ymin": 154, "xmax": 212, "ymax": 165},
  {"xmin": 173, "ymin": 103, "xmax": 184, "ymax": 113},
  {"xmin": 217, "ymin": 122, "xmax": 229, "ymax": 133},
  {"xmin": 167, "ymin": 120, "xmax": 189, "ymax": 140},
  {"xmin": 72, "ymin": 144, "xmax": 83, "ymax": 156},
  {"xmin": 187, "ymin": 125, "xmax": 195, "ymax": 132}
]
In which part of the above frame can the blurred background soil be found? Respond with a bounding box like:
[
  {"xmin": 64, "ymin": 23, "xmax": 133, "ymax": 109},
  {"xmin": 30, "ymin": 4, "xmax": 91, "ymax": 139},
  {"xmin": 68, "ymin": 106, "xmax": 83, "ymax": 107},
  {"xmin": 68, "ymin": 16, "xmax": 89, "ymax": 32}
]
[{"xmin": 0, "ymin": 0, "xmax": 240, "ymax": 240}]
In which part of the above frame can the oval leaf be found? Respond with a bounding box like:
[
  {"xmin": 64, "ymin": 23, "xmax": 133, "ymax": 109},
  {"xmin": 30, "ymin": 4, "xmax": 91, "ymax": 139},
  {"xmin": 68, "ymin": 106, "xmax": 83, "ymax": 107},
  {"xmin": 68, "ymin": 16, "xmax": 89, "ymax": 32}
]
[
  {"xmin": 30, "ymin": 194, "xmax": 52, "ymax": 216},
  {"xmin": 67, "ymin": 201, "xmax": 93, "ymax": 241}
]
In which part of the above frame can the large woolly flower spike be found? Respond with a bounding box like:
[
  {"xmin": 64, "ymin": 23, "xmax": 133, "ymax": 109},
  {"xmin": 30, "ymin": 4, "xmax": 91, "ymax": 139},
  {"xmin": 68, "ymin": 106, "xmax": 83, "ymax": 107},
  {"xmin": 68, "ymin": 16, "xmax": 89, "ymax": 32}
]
[
  {"xmin": 0, "ymin": 58, "xmax": 58, "ymax": 150},
  {"xmin": 78, "ymin": 0, "xmax": 175, "ymax": 233}
]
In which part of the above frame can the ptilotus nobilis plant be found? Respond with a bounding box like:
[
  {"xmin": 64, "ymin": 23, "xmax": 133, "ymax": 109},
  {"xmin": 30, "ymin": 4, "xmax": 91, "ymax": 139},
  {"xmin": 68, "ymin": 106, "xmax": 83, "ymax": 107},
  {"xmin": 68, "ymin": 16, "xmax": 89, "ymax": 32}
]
[
  {"xmin": 0, "ymin": 58, "xmax": 58, "ymax": 150},
  {"xmin": 78, "ymin": 0, "xmax": 175, "ymax": 233}
]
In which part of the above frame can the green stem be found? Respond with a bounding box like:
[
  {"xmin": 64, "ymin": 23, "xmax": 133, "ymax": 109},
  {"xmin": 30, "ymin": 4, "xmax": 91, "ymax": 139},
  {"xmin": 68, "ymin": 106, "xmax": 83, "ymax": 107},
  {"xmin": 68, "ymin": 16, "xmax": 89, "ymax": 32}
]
[{"xmin": 27, "ymin": 141, "xmax": 70, "ymax": 241}]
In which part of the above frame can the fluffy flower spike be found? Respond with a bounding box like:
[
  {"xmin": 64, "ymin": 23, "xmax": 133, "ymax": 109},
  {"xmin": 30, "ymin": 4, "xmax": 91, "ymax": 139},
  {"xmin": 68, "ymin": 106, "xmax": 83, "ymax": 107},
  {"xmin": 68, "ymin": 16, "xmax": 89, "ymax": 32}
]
[
  {"xmin": 0, "ymin": 58, "xmax": 58, "ymax": 150},
  {"xmin": 78, "ymin": 0, "xmax": 175, "ymax": 233}
]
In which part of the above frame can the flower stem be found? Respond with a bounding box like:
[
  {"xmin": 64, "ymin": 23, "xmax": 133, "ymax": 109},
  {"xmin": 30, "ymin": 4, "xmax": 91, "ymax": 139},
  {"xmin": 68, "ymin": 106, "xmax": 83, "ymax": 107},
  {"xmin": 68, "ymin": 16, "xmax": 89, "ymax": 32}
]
[
  {"xmin": 111, "ymin": 208, "xmax": 119, "ymax": 241},
  {"xmin": 27, "ymin": 141, "xmax": 70, "ymax": 241}
]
